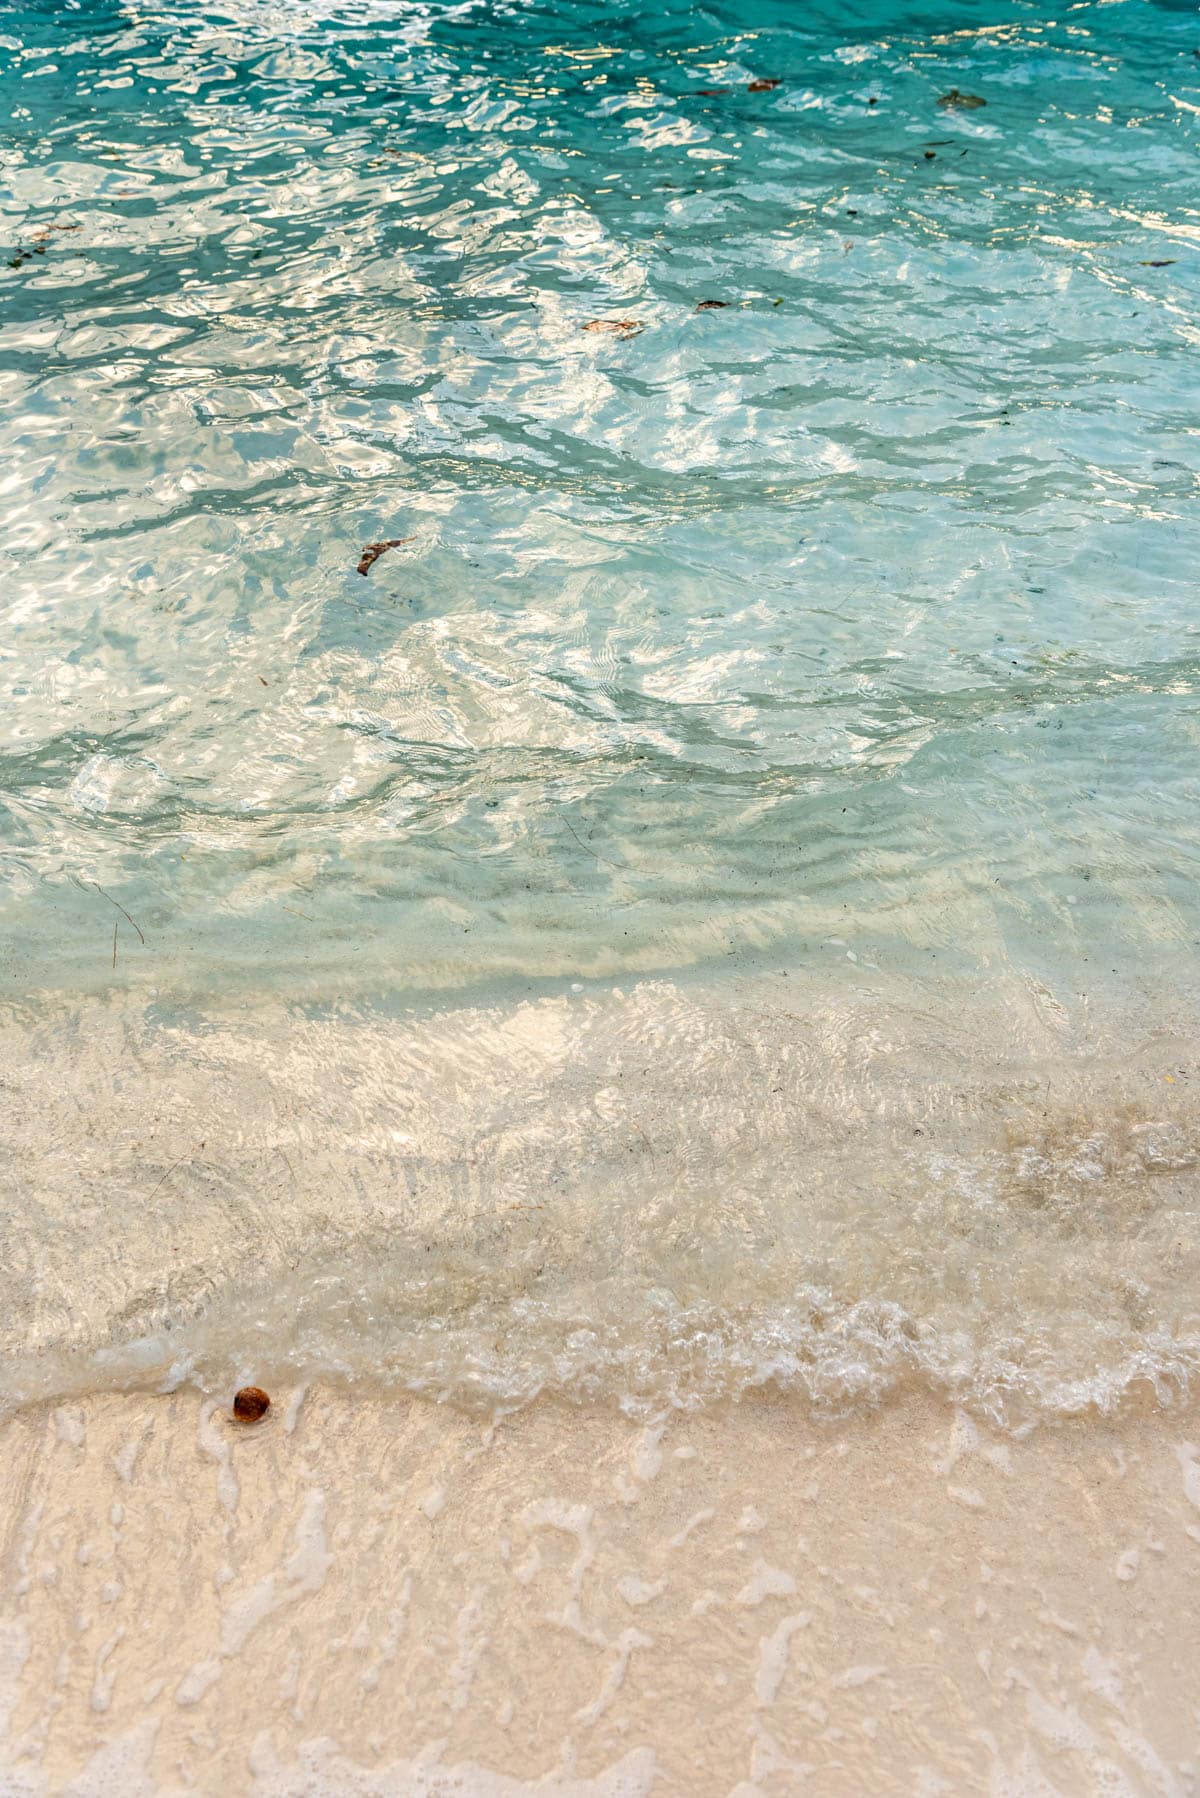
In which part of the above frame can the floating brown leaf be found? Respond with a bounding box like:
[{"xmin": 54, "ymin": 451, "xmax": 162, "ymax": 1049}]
[
  {"xmin": 937, "ymin": 89, "xmax": 986, "ymax": 109},
  {"xmin": 747, "ymin": 78, "xmax": 781, "ymax": 92},
  {"xmin": 695, "ymin": 299, "xmax": 728, "ymax": 310},
  {"xmin": 233, "ymin": 1386, "xmax": 270, "ymax": 1422},
  {"xmin": 582, "ymin": 318, "xmax": 643, "ymax": 337},
  {"xmin": 357, "ymin": 536, "xmax": 413, "ymax": 576}
]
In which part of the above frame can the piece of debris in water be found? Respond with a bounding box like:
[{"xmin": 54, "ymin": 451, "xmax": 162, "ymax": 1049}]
[
  {"xmin": 233, "ymin": 1387, "xmax": 271, "ymax": 1422},
  {"xmin": 938, "ymin": 89, "xmax": 986, "ymax": 109},
  {"xmin": 357, "ymin": 536, "xmax": 413, "ymax": 576},
  {"xmin": 747, "ymin": 78, "xmax": 781, "ymax": 92},
  {"xmin": 1140, "ymin": 259, "xmax": 1176, "ymax": 267},
  {"xmin": 582, "ymin": 318, "xmax": 643, "ymax": 336},
  {"xmin": 695, "ymin": 299, "xmax": 729, "ymax": 310}
]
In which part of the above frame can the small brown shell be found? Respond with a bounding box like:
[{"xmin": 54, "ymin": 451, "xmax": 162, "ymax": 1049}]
[{"xmin": 233, "ymin": 1386, "xmax": 271, "ymax": 1422}]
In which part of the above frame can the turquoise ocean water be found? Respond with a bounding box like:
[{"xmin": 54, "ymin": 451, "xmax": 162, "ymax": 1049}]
[{"xmin": 2, "ymin": 0, "xmax": 1200, "ymax": 1418}]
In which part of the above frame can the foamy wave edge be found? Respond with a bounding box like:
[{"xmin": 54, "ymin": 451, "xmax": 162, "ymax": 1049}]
[{"xmin": 5, "ymin": 1290, "xmax": 1200, "ymax": 1430}]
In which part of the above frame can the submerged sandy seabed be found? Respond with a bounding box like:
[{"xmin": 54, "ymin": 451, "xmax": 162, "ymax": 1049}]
[
  {"xmin": 5, "ymin": 968, "xmax": 1200, "ymax": 1422},
  {"xmin": 1, "ymin": 1389, "xmax": 1198, "ymax": 1796}
]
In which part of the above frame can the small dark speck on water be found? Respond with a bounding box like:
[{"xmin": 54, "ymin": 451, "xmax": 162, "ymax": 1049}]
[{"xmin": 357, "ymin": 536, "xmax": 413, "ymax": 576}]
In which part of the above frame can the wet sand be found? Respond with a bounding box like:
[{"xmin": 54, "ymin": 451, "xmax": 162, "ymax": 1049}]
[{"xmin": 2, "ymin": 1389, "xmax": 1198, "ymax": 1795}]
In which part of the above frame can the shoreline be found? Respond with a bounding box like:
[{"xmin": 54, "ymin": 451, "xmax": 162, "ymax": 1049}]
[
  {"xmin": 2, "ymin": 1386, "xmax": 1198, "ymax": 1795},
  {"xmin": 3, "ymin": 969, "xmax": 1200, "ymax": 1424}
]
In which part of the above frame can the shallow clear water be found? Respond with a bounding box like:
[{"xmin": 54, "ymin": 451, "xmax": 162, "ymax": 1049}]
[{"xmin": 2, "ymin": 0, "xmax": 1199, "ymax": 1418}]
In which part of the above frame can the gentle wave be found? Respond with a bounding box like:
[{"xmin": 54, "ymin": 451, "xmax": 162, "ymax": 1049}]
[{"xmin": 3, "ymin": 972, "xmax": 1198, "ymax": 1424}]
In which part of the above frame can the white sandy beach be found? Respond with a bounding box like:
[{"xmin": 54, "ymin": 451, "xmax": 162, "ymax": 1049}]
[{"xmin": 2, "ymin": 1388, "xmax": 1198, "ymax": 1795}]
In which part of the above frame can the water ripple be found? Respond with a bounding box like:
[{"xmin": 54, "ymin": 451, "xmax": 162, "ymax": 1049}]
[{"xmin": 0, "ymin": 0, "xmax": 1198, "ymax": 999}]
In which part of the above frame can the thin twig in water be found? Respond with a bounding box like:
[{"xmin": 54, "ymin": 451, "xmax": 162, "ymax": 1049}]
[
  {"xmin": 88, "ymin": 881, "xmax": 145, "ymax": 945},
  {"xmin": 148, "ymin": 1138, "xmax": 205, "ymax": 1202},
  {"xmin": 561, "ymin": 814, "xmax": 622, "ymax": 869}
]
